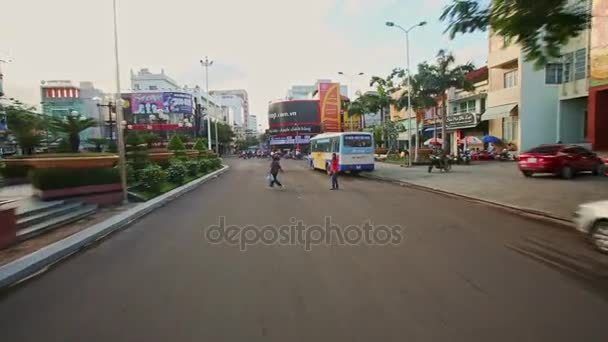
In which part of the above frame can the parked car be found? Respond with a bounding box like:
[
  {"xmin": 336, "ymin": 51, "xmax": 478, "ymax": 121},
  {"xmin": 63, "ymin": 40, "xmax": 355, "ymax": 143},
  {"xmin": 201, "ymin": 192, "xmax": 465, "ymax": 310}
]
[
  {"xmin": 574, "ymin": 201, "xmax": 608, "ymax": 253},
  {"xmin": 518, "ymin": 144, "xmax": 604, "ymax": 179}
]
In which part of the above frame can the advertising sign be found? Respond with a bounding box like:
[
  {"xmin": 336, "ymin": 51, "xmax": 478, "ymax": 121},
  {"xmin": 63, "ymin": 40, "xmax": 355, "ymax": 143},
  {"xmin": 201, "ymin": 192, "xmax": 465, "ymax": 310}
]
[
  {"xmin": 445, "ymin": 113, "xmax": 477, "ymax": 129},
  {"xmin": 120, "ymin": 94, "xmax": 133, "ymax": 123},
  {"xmin": 591, "ymin": 0, "xmax": 608, "ymax": 87},
  {"xmin": 132, "ymin": 93, "xmax": 163, "ymax": 114},
  {"xmin": 318, "ymin": 83, "xmax": 341, "ymax": 132},
  {"xmin": 270, "ymin": 136, "xmax": 311, "ymax": 145},
  {"xmin": 268, "ymin": 100, "xmax": 320, "ymax": 135},
  {"xmin": 163, "ymin": 92, "xmax": 193, "ymax": 115}
]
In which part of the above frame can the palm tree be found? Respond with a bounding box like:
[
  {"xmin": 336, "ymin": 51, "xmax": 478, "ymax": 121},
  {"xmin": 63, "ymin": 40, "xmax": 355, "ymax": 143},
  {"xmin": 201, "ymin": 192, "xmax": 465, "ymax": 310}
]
[
  {"xmin": 3, "ymin": 101, "xmax": 46, "ymax": 155},
  {"xmin": 415, "ymin": 50, "xmax": 475, "ymax": 151},
  {"xmin": 49, "ymin": 115, "xmax": 97, "ymax": 153}
]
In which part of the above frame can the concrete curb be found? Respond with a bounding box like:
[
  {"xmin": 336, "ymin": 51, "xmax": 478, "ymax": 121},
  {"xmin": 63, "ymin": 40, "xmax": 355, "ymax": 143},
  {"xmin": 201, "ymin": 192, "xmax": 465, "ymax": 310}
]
[
  {"xmin": 360, "ymin": 172, "xmax": 574, "ymax": 228},
  {"xmin": 0, "ymin": 165, "xmax": 229, "ymax": 289}
]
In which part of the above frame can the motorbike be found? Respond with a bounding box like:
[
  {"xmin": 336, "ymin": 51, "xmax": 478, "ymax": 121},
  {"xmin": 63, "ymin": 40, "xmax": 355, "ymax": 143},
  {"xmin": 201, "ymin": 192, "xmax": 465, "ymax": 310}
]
[
  {"xmin": 459, "ymin": 151, "xmax": 471, "ymax": 165},
  {"xmin": 497, "ymin": 149, "xmax": 515, "ymax": 161},
  {"xmin": 428, "ymin": 154, "xmax": 452, "ymax": 173}
]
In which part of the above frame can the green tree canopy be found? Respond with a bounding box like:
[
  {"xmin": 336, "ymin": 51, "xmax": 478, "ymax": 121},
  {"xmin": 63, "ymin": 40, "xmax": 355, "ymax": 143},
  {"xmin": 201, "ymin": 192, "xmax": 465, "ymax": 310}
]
[
  {"xmin": 1, "ymin": 100, "xmax": 46, "ymax": 155},
  {"xmin": 48, "ymin": 115, "xmax": 97, "ymax": 153},
  {"xmin": 440, "ymin": 0, "xmax": 590, "ymax": 67}
]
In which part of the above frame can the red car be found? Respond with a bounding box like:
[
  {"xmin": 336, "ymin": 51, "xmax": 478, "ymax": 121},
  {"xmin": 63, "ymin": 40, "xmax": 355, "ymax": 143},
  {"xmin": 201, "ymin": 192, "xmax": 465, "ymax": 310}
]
[{"xmin": 518, "ymin": 144, "xmax": 605, "ymax": 179}]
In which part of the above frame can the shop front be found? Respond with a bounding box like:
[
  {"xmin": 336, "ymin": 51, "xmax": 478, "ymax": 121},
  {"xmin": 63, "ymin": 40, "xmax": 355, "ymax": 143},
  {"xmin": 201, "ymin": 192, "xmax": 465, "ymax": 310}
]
[{"xmin": 445, "ymin": 112, "xmax": 488, "ymax": 152}]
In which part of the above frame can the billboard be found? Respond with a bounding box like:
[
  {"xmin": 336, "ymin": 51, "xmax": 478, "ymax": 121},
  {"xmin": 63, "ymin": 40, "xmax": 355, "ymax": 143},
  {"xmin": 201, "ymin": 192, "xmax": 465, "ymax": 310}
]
[
  {"xmin": 132, "ymin": 93, "xmax": 163, "ymax": 114},
  {"xmin": 591, "ymin": 0, "xmax": 608, "ymax": 87},
  {"xmin": 163, "ymin": 92, "xmax": 193, "ymax": 115},
  {"xmin": 318, "ymin": 83, "xmax": 341, "ymax": 132},
  {"xmin": 267, "ymin": 100, "xmax": 320, "ymax": 135},
  {"xmin": 130, "ymin": 92, "xmax": 193, "ymax": 115}
]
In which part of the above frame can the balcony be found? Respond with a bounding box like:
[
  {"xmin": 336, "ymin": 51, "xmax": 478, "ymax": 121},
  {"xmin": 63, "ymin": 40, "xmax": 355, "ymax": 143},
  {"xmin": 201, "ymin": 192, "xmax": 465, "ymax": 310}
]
[{"xmin": 487, "ymin": 86, "xmax": 520, "ymax": 108}]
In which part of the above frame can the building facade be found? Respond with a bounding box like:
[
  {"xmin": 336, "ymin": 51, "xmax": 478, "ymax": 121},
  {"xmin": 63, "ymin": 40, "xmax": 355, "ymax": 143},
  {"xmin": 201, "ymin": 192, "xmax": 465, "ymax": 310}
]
[
  {"xmin": 210, "ymin": 89, "xmax": 250, "ymax": 130},
  {"xmin": 447, "ymin": 67, "xmax": 489, "ymax": 151},
  {"xmin": 247, "ymin": 115, "xmax": 258, "ymax": 136},
  {"xmin": 130, "ymin": 68, "xmax": 180, "ymax": 91},
  {"xmin": 287, "ymin": 80, "xmax": 348, "ymax": 100}
]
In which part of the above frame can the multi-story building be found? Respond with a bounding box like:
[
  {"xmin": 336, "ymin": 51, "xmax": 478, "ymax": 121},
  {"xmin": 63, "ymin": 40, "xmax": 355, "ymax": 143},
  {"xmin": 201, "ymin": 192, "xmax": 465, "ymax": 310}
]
[
  {"xmin": 484, "ymin": 31, "xmax": 560, "ymax": 151},
  {"xmin": 446, "ymin": 67, "xmax": 489, "ymax": 151},
  {"xmin": 130, "ymin": 68, "xmax": 180, "ymax": 91},
  {"xmin": 247, "ymin": 115, "xmax": 258, "ymax": 136},
  {"xmin": 210, "ymin": 89, "xmax": 249, "ymax": 129},
  {"xmin": 40, "ymin": 80, "xmax": 105, "ymax": 141},
  {"xmin": 287, "ymin": 80, "xmax": 348, "ymax": 100},
  {"xmin": 588, "ymin": 0, "xmax": 608, "ymax": 150}
]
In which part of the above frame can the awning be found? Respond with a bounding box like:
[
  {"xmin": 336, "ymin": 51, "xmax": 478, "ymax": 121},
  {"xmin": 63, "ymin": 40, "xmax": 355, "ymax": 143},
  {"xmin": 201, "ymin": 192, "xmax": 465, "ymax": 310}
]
[
  {"xmin": 424, "ymin": 127, "xmax": 440, "ymax": 132},
  {"xmin": 482, "ymin": 104, "xmax": 518, "ymax": 121}
]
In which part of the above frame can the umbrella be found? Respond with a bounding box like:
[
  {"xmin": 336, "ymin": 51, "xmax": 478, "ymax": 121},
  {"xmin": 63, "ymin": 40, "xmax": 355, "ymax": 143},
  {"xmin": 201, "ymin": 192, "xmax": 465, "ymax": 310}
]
[
  {"xmin": 482, "ymin": 135, "xmax": 502, "ymax": 144},
  {"xmin": 460, "ymin": 136, "xmax": 483, "ymax": 145},
  {"xmin": 423, "ymin": 138, "xmax": 443, "ymax": 146}
]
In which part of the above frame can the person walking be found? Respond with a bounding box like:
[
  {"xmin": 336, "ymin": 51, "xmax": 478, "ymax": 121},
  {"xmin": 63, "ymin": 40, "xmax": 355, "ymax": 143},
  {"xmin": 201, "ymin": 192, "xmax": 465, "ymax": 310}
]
[
  {"xmin": 330, "ymin": 153, "xmax": 339, "ymax": 190},
  {"xmin": 269, "ymin": 155, "xmax": 283, "ymax": 188}
]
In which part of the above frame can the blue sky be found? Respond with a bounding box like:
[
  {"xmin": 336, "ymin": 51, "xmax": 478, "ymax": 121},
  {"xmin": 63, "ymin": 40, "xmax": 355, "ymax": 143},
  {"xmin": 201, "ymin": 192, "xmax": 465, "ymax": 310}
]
[{"xmin": 2, "ymin": 0, "xmax": 488, "ymax": 127}]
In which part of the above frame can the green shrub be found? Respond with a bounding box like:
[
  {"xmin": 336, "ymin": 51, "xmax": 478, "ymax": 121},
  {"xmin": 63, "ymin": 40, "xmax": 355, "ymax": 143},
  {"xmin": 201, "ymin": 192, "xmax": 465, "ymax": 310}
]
[
  {"xmin": 125, "ymin": 131, "xmax": 144, "ymax": 147},
  {"xmin": 167, "ymin": 160, "xmax": 187, "ymax": 184},
  {"xmin": 31, "ymin": 167, "xmax": 120, "ymax": 190},
  {"xmin": 193, "ymin": 138, "xmax": 207, "ymax": 152},
  {"xmin": 139, "ymin": 164, "xmax": 166, "ymax": 192},
  {"xmin": 126, "ymin": 162, "xmax": 137, "ymax": 183},
  {"xmin": 208, "ymin": 157, "xmax": 222, "ymax": 170},
  {"xmin": 0, "ymin": 164, "xmax": 32, "ymax": 179},
  {"xmin": 198, "ymin": 159, "xmax": 211, "ymax": 173},
  {"xmin": 185, "ymin": 160, "xmax": 199, "ymax": 177},
  {"xmin": 127, "ymin": 149, "xmax": 149, "ymax": 170},
  {"xmin": 167, "ymin": 135, "xmax": 185, "ymax": 151}
]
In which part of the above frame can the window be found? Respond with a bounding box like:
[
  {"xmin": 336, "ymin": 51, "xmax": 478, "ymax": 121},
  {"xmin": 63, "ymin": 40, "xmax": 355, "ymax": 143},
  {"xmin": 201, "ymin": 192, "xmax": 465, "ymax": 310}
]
[
  {"xmin": 545, "ymin": 63, "xmax": 563, "ymax": 84},
  {"xmin": 562, "ymin": 52, "xmax": 574, "ymax": 83},
  {"xmin": 502, "ymin": 117, "xmax": 518, "ymax": 143},
  {"xmin": 504, "ymin": 70, "xmax": 518, "ymax": 88},
  {"xmin": 149, "ymin": 85, "xmax": 158, "ymax": 90},
  {"xmin": 527, "ymin": 145, "xmax": 561, "ymax": 154},
  {"xmin": 468, "ymin": 100, "xmax": 476, "ymax": 112},
  {"xmin": 344, "ymin": 135, "xmax": 372, "ymax": 148},
  {"xmin": 574, "ymin": 48, "xmax": 586, "ymax": 80},
  {"xmin": 459, "ymin": 102, "xmax": 467, "ymax": 112},
  {"xmin": 134, "ymin": 84, "xmax": 140, "ymax": 90},
  {"xmin": 480, "ymin": 98, "xmax": 486, "ymax": 113}
]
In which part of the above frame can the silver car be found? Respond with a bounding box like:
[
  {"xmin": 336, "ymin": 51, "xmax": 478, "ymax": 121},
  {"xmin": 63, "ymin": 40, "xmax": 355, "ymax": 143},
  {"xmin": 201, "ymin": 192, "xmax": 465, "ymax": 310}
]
[{"xmin": 574, "ymin": 200, "xmax": 608, "ymax": 253}]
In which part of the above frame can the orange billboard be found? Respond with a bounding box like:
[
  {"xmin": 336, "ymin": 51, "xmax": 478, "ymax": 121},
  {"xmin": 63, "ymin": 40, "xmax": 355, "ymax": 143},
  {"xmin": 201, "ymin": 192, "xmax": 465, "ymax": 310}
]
[
  {"xmin": 591, "ymin": 0, "xmax": 608, "ymax": 87},
  {"xmin": 318, "ymin": 83, "xmax": 341, "ymax": 132}
]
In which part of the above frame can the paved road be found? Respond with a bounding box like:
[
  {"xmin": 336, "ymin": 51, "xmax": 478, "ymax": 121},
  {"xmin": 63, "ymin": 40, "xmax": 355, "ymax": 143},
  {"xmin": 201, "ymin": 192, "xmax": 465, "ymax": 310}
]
[{"xmin": 1, "ymin": 158, "xmax": 608, "ymax": 341}]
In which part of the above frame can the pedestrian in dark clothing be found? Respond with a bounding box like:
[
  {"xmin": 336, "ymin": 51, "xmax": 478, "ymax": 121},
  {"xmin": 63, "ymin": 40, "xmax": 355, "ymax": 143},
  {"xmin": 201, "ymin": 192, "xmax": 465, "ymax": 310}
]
[
  {"xmin": 330, "ymin": 153, "xmax": 339, "ymax": 190},
  {"xmin": 269, "ymin": 156, "xmax": 283, "ymax": 187}
]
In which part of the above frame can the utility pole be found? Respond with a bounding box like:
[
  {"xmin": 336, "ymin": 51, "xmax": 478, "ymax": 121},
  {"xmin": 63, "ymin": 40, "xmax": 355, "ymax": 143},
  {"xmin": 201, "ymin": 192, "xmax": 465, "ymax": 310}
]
[
  {"xmin": 112, "ymin": 0, "xmax": 128, "ymax": 204},
  {"xmin": 200, "ymin": 57, "xmax": 214, "ymax": 151}
]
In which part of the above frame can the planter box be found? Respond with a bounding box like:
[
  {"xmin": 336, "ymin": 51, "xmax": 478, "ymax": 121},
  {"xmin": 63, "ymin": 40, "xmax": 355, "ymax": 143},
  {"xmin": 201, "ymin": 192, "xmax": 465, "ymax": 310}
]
[
  {"xmin": 34, "ymin": 183, "xmax": 123, "ymax": 201},
  {"xmin": 149, "ymin": 152, "xmax": 174, "ymax": 162},
  {"xmin": 0, "ymin": 207, "xmax": 17, "ymax": 249},
  {"xmin": 5, "ymin": 155, "xmax": 119, "ymax": 169}
]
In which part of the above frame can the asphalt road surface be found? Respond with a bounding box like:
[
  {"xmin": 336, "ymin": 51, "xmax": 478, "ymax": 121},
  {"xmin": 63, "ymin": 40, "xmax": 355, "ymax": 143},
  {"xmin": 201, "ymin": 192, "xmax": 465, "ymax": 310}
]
[{"xmin": 1, "ymin": 158, "xmax": 608, "ymax": 342}]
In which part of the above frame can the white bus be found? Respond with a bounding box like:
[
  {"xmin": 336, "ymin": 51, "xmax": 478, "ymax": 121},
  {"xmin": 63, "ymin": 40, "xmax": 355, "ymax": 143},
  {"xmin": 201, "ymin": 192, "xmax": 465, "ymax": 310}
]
[{"xmin": 309, "ymin": 132, "xmax": 375, "ymax": 173}]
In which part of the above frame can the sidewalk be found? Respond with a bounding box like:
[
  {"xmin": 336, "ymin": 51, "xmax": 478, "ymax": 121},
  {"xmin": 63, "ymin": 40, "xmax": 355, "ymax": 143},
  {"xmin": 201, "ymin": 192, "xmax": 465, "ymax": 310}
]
[{"xmin": 364, "ymin": 162, "xmax": 608, "ymax": 221}]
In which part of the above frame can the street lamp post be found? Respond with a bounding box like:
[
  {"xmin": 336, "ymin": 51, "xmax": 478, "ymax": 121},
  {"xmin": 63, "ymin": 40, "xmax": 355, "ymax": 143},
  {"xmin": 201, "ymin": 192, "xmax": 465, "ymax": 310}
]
[
  {"xmin": 386, "ymin": 20, "xmax": 426, "ymax": 167},
  {"xmin": 200, "ymin": 57, "xmax": 214, "ymax": 151},
  {"xmin": 112, "ymin": 0, "xmax": 128, "ymax": 204}
]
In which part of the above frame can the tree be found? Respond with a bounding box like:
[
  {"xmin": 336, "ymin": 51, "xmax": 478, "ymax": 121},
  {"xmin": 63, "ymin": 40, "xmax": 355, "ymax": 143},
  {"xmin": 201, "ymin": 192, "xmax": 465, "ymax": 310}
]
[
  {"xmin": 2, "ymin": 101, "xmax": 46, "ymax": 155},
  {"xmin": 193, "ymin": 138, "xmax": 208, "ymax": 152},
  {"xmin": 414, "ymin": 50, "xmax": 475, "ymax": 151},
  {"xmin": 167, "ymin": 135, "xmax": 186, "ymax": 151},
  {"xmin": 48, "ymin": 115, "xmax": 97, "ymax": 153},
  {"xmin": 140, "ymin": 132, "xmax": 161, "ymax": 148},
  {"xmin": 440, "ymin": 0, "xmax": 590, "ymax": 67}
]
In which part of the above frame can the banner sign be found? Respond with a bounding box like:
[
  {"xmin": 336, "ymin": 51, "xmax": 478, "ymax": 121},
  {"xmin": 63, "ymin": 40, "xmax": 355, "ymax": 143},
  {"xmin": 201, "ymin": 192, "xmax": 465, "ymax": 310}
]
[
  {"xmin": 445, "ymin": 113, "xmax": 477, "ymax": 129},
  {"xmin": 318, "ymin": 83, "xmax": 341, "ymax": 132},
  {"xmin": 268, "ymin": 100, "xmax": 320, "ymax": 135},
  {"xmin": 163, "ymin": 92, "xmax": 193, "ymax": 115},
  {"xmin": 270, "ymin": 136, "xmax": 311, "ymax": 145},
  {"xmin": 132, "ymin": 93, "xmax": 163, "ymax": 114}
]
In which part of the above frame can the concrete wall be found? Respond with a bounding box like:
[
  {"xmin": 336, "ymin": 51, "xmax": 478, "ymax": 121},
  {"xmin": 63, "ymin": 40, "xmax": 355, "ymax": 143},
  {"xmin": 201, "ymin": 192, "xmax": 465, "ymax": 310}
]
[
  {"xmin": 559, "ymin": 97, "xmax": 587, "ymax": 143},
  {"xmin": 520, "ymin": 60, "xmax": 559, "ymax": 150}
]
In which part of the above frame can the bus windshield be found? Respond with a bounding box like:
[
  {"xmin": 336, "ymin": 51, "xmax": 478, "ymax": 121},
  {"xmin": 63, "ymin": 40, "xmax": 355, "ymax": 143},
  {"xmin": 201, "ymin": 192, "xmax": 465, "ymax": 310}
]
[{"xmin": 343, "ymin": 135, "xmax": 372, "ymax": 148}]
